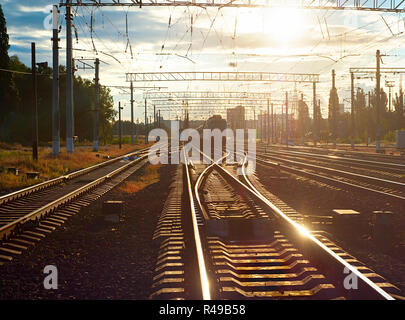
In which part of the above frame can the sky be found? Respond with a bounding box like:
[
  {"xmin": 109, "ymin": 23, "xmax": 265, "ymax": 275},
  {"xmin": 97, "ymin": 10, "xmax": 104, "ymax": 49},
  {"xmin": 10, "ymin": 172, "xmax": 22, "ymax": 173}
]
[{"xmin": 2, "ymin": 0, "xmax": 405, "ymax": 121}]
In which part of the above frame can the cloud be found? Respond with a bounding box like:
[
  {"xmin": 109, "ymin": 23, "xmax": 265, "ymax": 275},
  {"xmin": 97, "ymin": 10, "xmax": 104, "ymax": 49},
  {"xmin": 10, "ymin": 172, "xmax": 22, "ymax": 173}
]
[
  {"xmin": 2, "ymin": 1, "xmax": 405, "ymax": 120},
  {"xmin": 17, "ymin": 5, "xmax": 50, "ymax": 13}
]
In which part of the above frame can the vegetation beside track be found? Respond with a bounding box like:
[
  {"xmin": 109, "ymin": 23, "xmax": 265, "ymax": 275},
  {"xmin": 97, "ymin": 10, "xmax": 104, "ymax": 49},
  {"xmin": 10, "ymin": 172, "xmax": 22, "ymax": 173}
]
[
  {"xmin": 119, "ymin": 164, "xmax": 161, "ymax": 194},
  {"xmin": 0, "ymin": 142, "xmax": 151, "ymax": 193}
]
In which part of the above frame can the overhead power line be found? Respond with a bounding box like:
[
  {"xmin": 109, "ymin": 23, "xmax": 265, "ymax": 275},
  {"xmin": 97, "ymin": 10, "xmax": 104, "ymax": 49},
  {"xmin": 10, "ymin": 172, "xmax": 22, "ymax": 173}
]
[{"xmin": 59, "ymin": 0, "xmax": 405, "ymax": 13}]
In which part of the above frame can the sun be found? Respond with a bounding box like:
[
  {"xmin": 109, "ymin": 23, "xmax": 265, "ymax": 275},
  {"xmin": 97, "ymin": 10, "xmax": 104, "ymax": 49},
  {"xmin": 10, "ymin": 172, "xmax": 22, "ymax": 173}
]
[
  {"xmin": 235, "ymin": 8, "xmax": 308, "ymax": 50},
  {"xmin": 265, "ymin": 8, "xmax": 306, "ymax": 45}
]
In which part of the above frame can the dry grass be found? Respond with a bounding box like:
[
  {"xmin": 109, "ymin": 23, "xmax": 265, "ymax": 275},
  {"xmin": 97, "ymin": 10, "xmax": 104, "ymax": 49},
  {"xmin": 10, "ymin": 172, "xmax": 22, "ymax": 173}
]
[
  {"xmin": 119, "ymin": 164, "xmax": 161, "ymax": 194},
  {"xmin": 0, "ymin": 143, "xmax": 151, "ymax": 193}
]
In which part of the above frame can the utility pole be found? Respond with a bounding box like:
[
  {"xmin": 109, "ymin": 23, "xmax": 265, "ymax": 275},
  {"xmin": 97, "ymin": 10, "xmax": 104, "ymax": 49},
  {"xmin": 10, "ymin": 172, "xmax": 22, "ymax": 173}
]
[
  {"xmin": 52, "ymin": 5, "xmax": 60, "ymax": 156},
  {"xmin": 318, "ymin": 99, "xmax": 321, "ymax": 141},
  {"xmin": 118, "ymin": 102, "xmax": 122, "ymax": 149},
  {"xmin": 350, "ymin": 71, "xmax": 355, "ymax": 149},
  {"xmin": 145, "ymin": 99, "xmax": 148, "ymax": 144},
  {"xmin": 31, "ymin": 43, "xmax": 38, "ymax": 161},
  {"xmin": 376, "ymin": 50, "xmax": 381, "ymax": 151},
  {"xmin": 313, "ymin": 81, "xmax": 317, "ymax": 147},
  {"xmin": 257, "ymin": 110, "xmax": 263, "ymax": 141},
  {"xmin": 130, "ymin": 81, "xmax": 134, "ymax": 145},
  {"xmin": 136, "ymin": 118, "xmax": 139, "ymax": 140},
  {"xmin": 158, "ymin": 110, "xmax": 161, "ymax": 128},
  {"xmin": 66, "ymin": 1, "xmax": 74, "ymax": 153},
  {"xmin": 267, "ymin": 99, "xmax": 270, "ymax": 144},
  {"xmin": 300, "ymin": 93, "xmax": 304, "ymax": 145},
  {"xmin": 253, "ymin": 109, "xmax": 256, "ymax": 138},
  {"xmin": 367, "ymin": 91, "xmax": 371, "ymax": 146},
  {"xmin": 285, "ymin": 92, "xmax": 289, "ymax": 147},
  {"xmin": 281, "ymin": 104, "xmax": 284, "ymax": 144},
  {"xmin": 93, "ymin": 58, "xmax": 100, "ymax": 152},
  {"xmin": 271, "ymin": 103, "xmax": 274, "ymax": 144},
  {"xmin": 263, "ymin": 103, "xmax": 266, "ymax": 142},
  {"xmin": 331, "ymin": 69, "xmax": 337, "ymax": 149},
  {"xmin": 154, "ymin": 105, "xmax": 156, "ymax": 128}
]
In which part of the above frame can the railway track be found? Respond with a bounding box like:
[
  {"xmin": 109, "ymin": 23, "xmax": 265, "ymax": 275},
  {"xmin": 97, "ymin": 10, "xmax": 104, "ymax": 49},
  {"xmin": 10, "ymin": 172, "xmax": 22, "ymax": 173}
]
[
  {"xmin": 257, "ymin": 145, "xmax": 405, "ymax": 177},
  {"xmin": 255, "ymin": 148, "xmax": 405, "ymax": 201},
  {"xmin": 0, "ymin": 147, "xmax": 150, "ymax": 265},
  {"xmin": 257, "ymin": 146, "xmax": 405, "ymax": 180},
  {"xmin": 149, "ymin": 147, "xmax": 402, "ymax": 299},
  {"xmin": 262, "ymin": 144, "xmax": 405, "ymax": 164},
  {"xmin": 173, "ymin": 150, "xmax": 401, "ymax": 300}
]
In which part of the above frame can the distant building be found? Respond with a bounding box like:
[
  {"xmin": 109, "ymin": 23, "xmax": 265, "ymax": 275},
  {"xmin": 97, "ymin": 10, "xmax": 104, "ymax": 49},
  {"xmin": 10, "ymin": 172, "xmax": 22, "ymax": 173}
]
[{"xmin": 227, "ymin": 106, "xmax": 245, "ymax": 130}]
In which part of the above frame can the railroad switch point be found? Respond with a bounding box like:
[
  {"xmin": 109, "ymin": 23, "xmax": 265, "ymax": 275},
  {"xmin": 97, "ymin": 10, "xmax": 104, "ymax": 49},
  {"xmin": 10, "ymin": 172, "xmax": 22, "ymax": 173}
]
[{"xmin": 103, "ymin": 201, "xmax": 124, "ymax": 223}]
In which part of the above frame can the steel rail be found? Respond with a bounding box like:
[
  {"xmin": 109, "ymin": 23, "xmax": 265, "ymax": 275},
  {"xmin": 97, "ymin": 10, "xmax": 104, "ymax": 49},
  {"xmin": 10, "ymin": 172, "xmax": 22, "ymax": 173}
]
[
  {"xmin": 194, "ymin": 151, "xmax": 230, "ymax": 220},
  {"xmin": 259, "ymin": 153, "xmax": 405, "ymax": 188},
  {"xmin": 0, "ymin": 154, "xmax": 148, "ymax": 241},
  {"xmin": 257, "ymin": 157, "xmax": 405, "ymax": 201},
  {"xmin": 260, "ymin": 148, "xmax": 405, "ymax": 170},
  {"xmin": 183, "ymin": 149, "xmax": 211, "ymax": 300},
  {"xmin": 235, "ymin": 155, "xmax": 395, "ymax": 300},
  {"xmin": 278, "ymin": 144, "xmax": 405, "ymax": 162},
  {"xmin": 0, "ymin": 147, "xmax": 149, "ymax": 206},
  {"xmin": 187, "ymin": 148, "xmax": 394, "ymax": 299}
]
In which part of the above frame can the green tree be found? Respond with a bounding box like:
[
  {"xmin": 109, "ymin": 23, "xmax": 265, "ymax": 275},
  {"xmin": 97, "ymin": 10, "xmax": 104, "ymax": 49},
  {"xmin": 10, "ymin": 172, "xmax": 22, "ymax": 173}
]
[
  {"xmin": 297, "ymin": 98, "xmax": 310, "ymax": 143},
  {"xmin": 393, "ymin": 89, "xmax": 404, "ymax": 130},
  {"xmin": 0, "ymin": 4, "xmax": 19, "ymax": 124},
  {"xmin": 328, "ymin": 87, "xmax": 339, "ymax": 143},
  {"xmin": 0, "ymin": 56, "xmax": 116, "ymax": 145},
  {"xmin": 368, "ymin": 88, "xmax": 388, "ymax": 140},
  {"xmin": 354, "ymin": 88, "xmax": 367, "ymax": 142}
]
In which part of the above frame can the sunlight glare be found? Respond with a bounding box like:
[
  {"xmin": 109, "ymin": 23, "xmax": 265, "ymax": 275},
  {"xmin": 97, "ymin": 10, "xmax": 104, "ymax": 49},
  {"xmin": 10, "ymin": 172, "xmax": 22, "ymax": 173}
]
[{"xmin": 265, "ymin": 8, "xmax": 306, "ymax": 46}]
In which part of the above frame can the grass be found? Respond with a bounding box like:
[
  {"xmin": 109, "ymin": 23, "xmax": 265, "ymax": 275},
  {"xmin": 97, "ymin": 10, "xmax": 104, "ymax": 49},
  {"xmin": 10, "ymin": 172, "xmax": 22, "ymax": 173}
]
[
  {"xmin": 119, "ymin": 164, "xmax": 161, "ymax": 194},
  {"xmin": 0, "ymin": 142, "xmax": 151, "ymax": 193}
]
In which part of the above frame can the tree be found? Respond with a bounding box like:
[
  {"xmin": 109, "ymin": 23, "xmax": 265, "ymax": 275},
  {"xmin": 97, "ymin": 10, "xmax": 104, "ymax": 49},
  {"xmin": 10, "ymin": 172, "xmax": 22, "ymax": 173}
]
[
  {"xmin": 328, "ymin": 87, "xmax": 339, "ymax": 143},
  {"xmin": 368, "ymin": 88, "xmax": 388, "ymax": 140},
  {"xmin": 393, "ymin": 89, "xmax": 404, "ymax": 130},
  {"xmin": 353, "ymin": 88, "xmax": 367, "ymax": 141},
  {"xmin": 0, "ymin": 56, "xmax": 116, "ymax": 145},
  {"xmin": 0, "ymin": 4, "xmax": 18, "ymax": 124},
  {"xmin": 297, "ymin": 98, "xmax": 310, "ymax": 143}
]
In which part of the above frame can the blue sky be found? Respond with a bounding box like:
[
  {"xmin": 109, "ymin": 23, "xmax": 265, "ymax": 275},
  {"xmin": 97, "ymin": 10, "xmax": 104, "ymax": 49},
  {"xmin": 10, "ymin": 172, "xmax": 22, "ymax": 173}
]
[{"xmin": 2, "ymin": 0, "xmax": 405, "ymax": 120}]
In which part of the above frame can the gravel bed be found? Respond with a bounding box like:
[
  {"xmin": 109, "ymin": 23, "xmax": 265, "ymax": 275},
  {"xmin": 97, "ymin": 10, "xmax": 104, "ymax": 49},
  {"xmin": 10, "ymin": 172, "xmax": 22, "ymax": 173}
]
[
  {"xmin": 256, "ymin": 162, "xmax": 405, "ymax": 294},
  {"xmin": 0, "ymin": 164, "xmax": 175, "ymax": 300}
]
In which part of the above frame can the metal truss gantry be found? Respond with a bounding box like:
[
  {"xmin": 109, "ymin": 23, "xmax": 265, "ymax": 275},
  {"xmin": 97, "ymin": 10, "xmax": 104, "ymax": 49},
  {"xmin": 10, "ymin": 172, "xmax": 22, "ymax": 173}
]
[
  {"xmin": 350, "ymin": 67, "xmax": 405, "ymax": 75},
  {"xmin": 60, "ymin": 0, "xmax": 405, "ymax": 13},
  {"xmin": 150, "ymin": 99, "xmax": 287, "ymax": 106},
  {"xmin": 126, "ymin": 72, "xmax": 319, "ymax": 83},
  {"xmin": 154, "ymin": 105, "xmax": 283, "ymax": 111},
  {"xmin": 144, "ymin": 91, "xmax": 272, "ymax": 100}
]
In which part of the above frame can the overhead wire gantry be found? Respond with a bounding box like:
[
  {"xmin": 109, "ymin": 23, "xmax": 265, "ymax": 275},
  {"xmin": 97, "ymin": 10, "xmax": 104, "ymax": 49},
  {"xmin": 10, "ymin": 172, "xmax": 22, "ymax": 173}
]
[
  {"xmin": 144, "ymin": 91, "xmax": 272, "ymax": 100},
  {"xmin": 59, "ymin": 0, "xmax": 405, "ymax": 13},
  {"xmin": 57, "ymin": 0, "xmax": 403, "ymax": 154},
  {"xmin": 126, "ymin": 71, "xmax": 319, "ymax": 83},
  {"xmin": 129, "ymin": 71, "xmax": 319, "ymax": 144}
]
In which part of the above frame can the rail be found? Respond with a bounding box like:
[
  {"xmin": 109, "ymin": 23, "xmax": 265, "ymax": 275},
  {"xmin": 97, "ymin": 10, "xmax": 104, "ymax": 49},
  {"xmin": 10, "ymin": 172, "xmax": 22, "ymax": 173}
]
[
  {"xmin": 0, "ymin": 147, "xmax": 149, "ymax": 206},
  {"xmin": 0, "ymin": 154, "xmax": 148, "ymax": 241}
]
